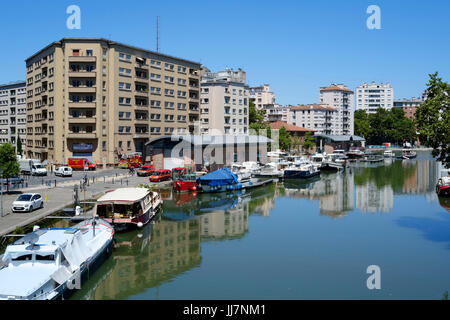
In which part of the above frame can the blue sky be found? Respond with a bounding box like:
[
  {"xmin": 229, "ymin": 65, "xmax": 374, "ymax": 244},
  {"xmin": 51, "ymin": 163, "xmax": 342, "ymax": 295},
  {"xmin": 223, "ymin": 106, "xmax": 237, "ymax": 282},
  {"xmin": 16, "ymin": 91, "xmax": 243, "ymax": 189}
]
[{"xmin": 0, "ymin": 0, "xmax": 449, "ymax": 105}]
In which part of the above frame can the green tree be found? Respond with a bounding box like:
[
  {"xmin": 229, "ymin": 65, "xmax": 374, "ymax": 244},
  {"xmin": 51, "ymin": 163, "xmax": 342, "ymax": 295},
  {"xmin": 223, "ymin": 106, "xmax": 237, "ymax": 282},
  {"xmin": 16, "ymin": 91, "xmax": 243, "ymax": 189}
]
[
  {"xmin": 278, "ymin": 126, "xmax": 292, "ymax": 151},
  {"xmin": 16, "ymin": 134, "xmax": 23, "ymax": 156},
  {"xmin": 248, "ymin": 99, "xmax": 267, "ymax": 134},
  {"xmin": 354, "ymin": 109, "xmax": 370, "ymax": 139},
  {"xmin": 302, "ymin": 131, "xmax": 316, "ymax": 154},
  {"xmin": 0, "ymin": 143, "xmax": 20, "ymax": 192},
  {"xmin": 415, "ymin": 72, "xmax": 450, "ymax": 167}
]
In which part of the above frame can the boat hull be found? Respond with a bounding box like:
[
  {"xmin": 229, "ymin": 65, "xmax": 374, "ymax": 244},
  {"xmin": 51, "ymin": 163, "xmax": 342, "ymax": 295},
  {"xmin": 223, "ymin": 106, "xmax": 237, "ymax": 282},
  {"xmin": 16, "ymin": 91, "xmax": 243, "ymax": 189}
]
[
  {"xmin": 283, "ymin": 170, "xmax": 320, "ymax": 179},
  {"xmin": 199, "ymin": 183, "xmax": 243, "ymax": 193},
  {"xmin": 436, "ymin": 185, "xmax": 450, "ymax": 197},
  {"xmin": 173, "ymin": 180, "xmax": 199, "ymax": 193}
]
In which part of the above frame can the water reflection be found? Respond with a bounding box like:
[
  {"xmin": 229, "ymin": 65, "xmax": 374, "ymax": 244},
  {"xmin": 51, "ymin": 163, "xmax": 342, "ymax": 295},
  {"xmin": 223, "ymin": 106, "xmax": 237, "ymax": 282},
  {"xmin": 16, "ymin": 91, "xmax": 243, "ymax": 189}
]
[{"xmin": 70, "ymin": 155, "xmax": 448, "ymax": 299}]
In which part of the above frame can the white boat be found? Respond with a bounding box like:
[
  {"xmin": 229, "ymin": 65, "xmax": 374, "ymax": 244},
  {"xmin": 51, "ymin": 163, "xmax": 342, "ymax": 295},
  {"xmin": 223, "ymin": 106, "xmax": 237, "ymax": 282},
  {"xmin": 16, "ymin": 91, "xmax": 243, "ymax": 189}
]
[
  {"xmin": 383, "ymin": 150, "xmax": 395, "ymax": 158},
  {"xmin": 254, "ymin": 162, "xmax": 284, "ymax": 178},
  {"xmin": 321, "ymin": 154, "xmax": 347, "ymax": 171},
  {"xmin": 283, "ymin": 161, "xmax": 320, "ymax": 179},
  {"xmin": 95, "ymin": 188, "xmax": 162, "ymax": 232},
  {"xmin": 310, "ymin": 153, "xmax": 326, "ymax": 170},
  {"xmin": 0, "ymin": 218, "xmax": 114, "ymax": 300}
]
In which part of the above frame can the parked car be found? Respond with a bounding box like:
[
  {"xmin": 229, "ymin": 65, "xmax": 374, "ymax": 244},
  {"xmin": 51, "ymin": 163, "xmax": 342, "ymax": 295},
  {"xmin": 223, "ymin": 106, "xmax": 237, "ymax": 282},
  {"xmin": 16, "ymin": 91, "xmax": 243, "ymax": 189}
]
[
  {"xmin": 136, "ymin": 165, "xmax": 154, "ymax": 177},
  {"xmin": 149, "ymin": 169, "xmax": 172, "ymax": 182},
  {"xmin": 11, "ymin": 193, "xmax": 44, "ymax": 213},
  {"xmin": 54, "ymin": 166, "xmax": 73, "ymax": 177}
]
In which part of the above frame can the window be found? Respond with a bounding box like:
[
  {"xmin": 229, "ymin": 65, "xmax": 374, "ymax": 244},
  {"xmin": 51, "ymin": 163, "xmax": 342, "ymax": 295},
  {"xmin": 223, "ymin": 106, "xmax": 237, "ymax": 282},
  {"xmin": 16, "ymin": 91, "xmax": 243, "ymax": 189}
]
[
  {"xmin": 86, "ymin": 49, "xmax": 93, "ymax": 56},
  {"xmin": 72, "ymin": 49, "xmax": 80, "ymax": 56}
]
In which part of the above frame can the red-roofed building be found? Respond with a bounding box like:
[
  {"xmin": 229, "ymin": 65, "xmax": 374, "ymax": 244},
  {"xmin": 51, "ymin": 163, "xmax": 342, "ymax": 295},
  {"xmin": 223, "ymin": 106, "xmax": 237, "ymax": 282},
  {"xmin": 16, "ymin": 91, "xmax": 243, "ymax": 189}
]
[{"xmin": 269, "ymin": 121, "xmax": 315, "ymax": 152}]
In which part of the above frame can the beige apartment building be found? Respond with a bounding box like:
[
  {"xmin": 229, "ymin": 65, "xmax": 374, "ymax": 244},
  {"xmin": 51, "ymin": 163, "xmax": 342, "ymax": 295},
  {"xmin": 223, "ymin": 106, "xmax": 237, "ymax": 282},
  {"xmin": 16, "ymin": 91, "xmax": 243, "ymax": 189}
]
[
  {"xmin": 319, "ymin": 84, "xmax": 354, "ymax": 135},
  {"xmin": 25, "ymin": 38, "xmax": 201, "ymax": 167}
]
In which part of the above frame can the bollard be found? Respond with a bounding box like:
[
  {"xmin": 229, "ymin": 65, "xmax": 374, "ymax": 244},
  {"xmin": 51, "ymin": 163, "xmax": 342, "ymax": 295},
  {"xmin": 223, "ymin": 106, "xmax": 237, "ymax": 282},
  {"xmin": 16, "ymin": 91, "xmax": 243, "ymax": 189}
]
[
  {"xmin": 54, "ymin": 180, "xmax": 56, "ymax": 188},
  {"xmin": 121, "ymin": 179, "xmax": 123, "ymax": 185},
  {"xmin": 104, "ymin": 176, "xmax": 105, "ymax": 183},
  {"xmin": 126, "ymin": 180, "xmax": 128, "ymax": 186}
]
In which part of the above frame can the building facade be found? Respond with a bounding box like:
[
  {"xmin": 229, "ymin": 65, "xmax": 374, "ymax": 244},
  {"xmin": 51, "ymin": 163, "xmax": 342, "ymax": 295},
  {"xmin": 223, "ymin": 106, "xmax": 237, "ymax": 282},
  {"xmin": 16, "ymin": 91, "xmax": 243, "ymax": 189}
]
[
  {"xmin": 319, "ymin": 84, "xmax": 354, "ymax": 135},
  {"xmin": 393, "ymin": 97, "xmax": 422, "ymax": 120},
  {"xmin": 287, "ymin": 104, "xmax": 337, "ymax": 135},
  {"xmin": 200, "ymin": 69, "xmax": 249, "ymax": 135},
  {"xmin": 250, "ymin": 84, "xmax": 275, "ymax": 110},
  {"xmin": 25, "ymin": 38, "xmax": 201, "ymax": 167},
  {"xmin": 0, "ymin": 82, "xmax": 27, "ymax": 148},
  {"xmin": 356, "ymin": 82, "xmax": 394, "ymax": 114}
]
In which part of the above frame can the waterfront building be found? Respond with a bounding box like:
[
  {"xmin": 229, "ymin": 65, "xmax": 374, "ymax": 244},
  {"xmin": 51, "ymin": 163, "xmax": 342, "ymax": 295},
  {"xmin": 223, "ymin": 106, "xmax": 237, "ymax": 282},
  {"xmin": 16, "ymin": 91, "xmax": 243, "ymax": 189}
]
[
  {"xmin": 393, "ymin": 97, "xmax": 423, "ymax": 120},
  {"xmin": 0, "ymin": 82, "xmax": 27, "ymax": 148},
  {"xmin": 249, "ymin": 84, "xmax": 275, "ymax": 110},
  {"xmin": 144, "ymin": 134, "xmax": 272, "ymax": 171},
  {"xmin": 314, "ymin": 134, "xmax": 365, "ymax": 153},
  {"xmin": 356, "ymin": 82, "xmax": 394, "ymax": 114},
  {"xmin": 287, "ymin": 104, "xmax": 337, "ymax": 135},
  {"xmin": 200, "ymin": 68, "xmax": 249, "ymax": 135},
  {"xmin": 319, "ymin": 84, "xmax": 354, "ymax": 135},
  {"xmin": 25, "ymin": 38, "xmax": 201, "ymax": 167}
]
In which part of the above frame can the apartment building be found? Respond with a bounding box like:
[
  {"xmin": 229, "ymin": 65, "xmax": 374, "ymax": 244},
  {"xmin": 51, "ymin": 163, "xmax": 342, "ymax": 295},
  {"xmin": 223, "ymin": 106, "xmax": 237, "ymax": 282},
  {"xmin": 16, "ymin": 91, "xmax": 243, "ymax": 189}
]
[
  {"xmin": 356, "ymin": 82, "xmax": 394, "ymax": 114},
  {"xmin": 264, "ymin": 104, "xmax": 289, "ymax": 123},
  {"xmin": 0, "ymin": 82, "xmax": 27, "ymax": 148},
  {"xmin": 393, "ymin": 97, "xmax": 422, "ymax": 120},
  {"xmin": 25, "ymin": 38, "xmax": 201, "ymax": 166},
  {"xmin": 200, "ymin": 68, "xmax": 249, "ymax": 135},
  {"xmin": 287, "ymin": 104, "xmax": 337, "ymax": 135},
  {"xmin": 319, "ymin": 84, "xmax": 354, "ymax": 135},
  {"xmin": 249, "ymin": 84, "xmax": 275, "ymax": 110}
]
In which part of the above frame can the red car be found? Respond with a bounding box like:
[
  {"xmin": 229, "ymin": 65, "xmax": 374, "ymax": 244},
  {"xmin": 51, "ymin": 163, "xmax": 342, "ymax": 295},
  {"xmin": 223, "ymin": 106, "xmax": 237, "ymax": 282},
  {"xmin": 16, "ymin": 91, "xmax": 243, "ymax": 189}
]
[
  {"xmin": 137, "ymin": 165, "xmax": 154, "ymax": 177},
  {"xmin": 150, "ymin": 169, "xmax": 172, "ymax": 182}
]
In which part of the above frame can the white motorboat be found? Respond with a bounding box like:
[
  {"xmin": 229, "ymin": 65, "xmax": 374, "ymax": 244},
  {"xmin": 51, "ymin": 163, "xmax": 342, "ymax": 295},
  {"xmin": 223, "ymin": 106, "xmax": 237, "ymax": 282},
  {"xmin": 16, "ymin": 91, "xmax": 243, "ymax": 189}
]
[
  {"xmin": 383, "ymin": 150, "xmax": 395, "ymax": 158},
  {"xmin": 283, "ymin": 161, "xmax": 320, "ymax": 179},
  {"xmin": 310, "ymin": 153, "xmax": 326, "ymax": 170},
  {"xmin": 321, "ymin": 154, "xmax": 347, "ymax": 171},
  {"xmin": 254, "ymin": 162, "xmax": 284, "ymax": 178},
  {"xmin": 0, "ymin": 218, "xmax": 114, "ymax": 300}
]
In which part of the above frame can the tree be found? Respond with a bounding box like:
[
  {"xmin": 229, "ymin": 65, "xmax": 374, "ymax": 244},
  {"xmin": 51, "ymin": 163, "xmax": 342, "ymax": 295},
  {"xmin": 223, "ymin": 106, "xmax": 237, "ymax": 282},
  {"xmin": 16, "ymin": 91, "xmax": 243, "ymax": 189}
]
[
  {"xmin": 415, "ymin": 72, "xmax": 450, "ymax": 168},
  {"xmin": 248, "ymin": 99, "xmax": 266, "ymax": 134},
  {"xmin": 354, "ymin": 109, "xmax": 370, "ymax": 139},
  {"xmin": 278, "ymin": 126, "xmax": 292, "ymax": 151},
  {"xmin": 0, "ymin": 143, "xmax": 20, "ymax": 192},
  {"xmin": 302, "ymin": 131, "xmax": 316, "ymax": 154},
  {"xmin": 16, "ymin": 134, "xmax": 23, "ymax": 156}
]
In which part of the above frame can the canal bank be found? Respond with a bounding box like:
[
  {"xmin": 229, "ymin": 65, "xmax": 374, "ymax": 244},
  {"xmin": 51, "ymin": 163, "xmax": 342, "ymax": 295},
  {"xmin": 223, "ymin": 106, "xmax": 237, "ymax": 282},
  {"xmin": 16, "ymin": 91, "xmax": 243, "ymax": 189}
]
[{"xmin": 0, "ymin": 176, "xmax": 173, "ymax": 237}]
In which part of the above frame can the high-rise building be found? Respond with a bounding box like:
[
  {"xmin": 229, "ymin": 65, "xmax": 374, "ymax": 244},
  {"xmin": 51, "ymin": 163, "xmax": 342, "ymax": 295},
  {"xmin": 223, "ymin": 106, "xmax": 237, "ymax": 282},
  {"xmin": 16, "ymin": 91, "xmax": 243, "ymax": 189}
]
[
  {"xmin": 319, "ymin": 84, "xmax": 354, "ymax": 135},
  {"xmin": 25, "ymin": 38, "xmax": 201, "ymax": 166},
  {"xmin": 287, "ymin": 104, "xmax": 337, "ymax": 135},
  {"xmin": 0, "ymin": 82, "xmax": 27, "ymax": 148},
  {"xmin": 249, "ymin": 84, "xmax": 275, "ymax": 110},
  {"xmin": 200, "ymin": 68, "xmax": 249, "ymax": 135},
  {"xmin": 393, "ymin": 97, "xmax": 422, "ymax": 120},
  {"xmin": 355, "ymin": 82, "xmax": 394, "ymax": 114}
]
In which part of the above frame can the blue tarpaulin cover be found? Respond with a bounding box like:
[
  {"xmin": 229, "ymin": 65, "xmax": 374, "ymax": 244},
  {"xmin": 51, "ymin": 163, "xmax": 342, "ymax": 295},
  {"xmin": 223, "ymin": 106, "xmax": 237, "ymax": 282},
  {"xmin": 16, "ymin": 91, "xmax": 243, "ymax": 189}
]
[{"xmin": 197, "ymin": 168, "xmax": 238, "ymax": 186}]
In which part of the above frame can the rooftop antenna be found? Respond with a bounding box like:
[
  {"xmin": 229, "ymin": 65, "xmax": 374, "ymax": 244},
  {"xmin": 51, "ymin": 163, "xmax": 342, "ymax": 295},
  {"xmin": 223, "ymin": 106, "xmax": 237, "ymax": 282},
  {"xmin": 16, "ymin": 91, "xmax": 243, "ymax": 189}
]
[{"xmin": 156, "ymin": 16, "xmax": 160, "ymax": 53}]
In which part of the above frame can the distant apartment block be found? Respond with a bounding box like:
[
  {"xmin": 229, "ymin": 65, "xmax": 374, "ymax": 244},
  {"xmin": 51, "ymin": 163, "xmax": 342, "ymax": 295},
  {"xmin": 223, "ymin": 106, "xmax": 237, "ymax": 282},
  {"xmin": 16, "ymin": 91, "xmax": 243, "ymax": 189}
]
[
  {"xmin": 394, "ymin": 97, "xmax": 422, "ymax": 120},
  {"xmin": 264, "ymin": 104, "xmax": 289, "ymax": 122},
  {"xmin": 287, "ymin": 104, "xmax": 337, "ymax": 135},
  {"xmin": 0, "ymin": 82, "xmax": 27, "ymax": 147},
  {"xmin": 319, "ymin": 84, "xmax": 354, "ymax": 135},
  {"xmin": 356, "ymin": 82, "xmax": 394, "ymax": 114},
  {"xmin": 200, "ymin": 68, "xmax": 249, "ymax": 135},
  {"xmin": 250, "ymin": 84, "xmax": 275, "ymax": 110},
  {"xmin": 25, "ymin": 38, "xmax": 201, "ymax": 166}
]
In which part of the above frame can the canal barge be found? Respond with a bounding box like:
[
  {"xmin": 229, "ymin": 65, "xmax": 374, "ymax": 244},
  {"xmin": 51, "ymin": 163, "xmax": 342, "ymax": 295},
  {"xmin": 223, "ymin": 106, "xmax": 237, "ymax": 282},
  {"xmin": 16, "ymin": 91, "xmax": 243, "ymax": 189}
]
[
  {"xmin": 95, "ymin": 188, "xmax": 162, "ymax": 232},
  {"xmin": 0, "ymin": 218, "xmax": 114, "ymax": 300}
]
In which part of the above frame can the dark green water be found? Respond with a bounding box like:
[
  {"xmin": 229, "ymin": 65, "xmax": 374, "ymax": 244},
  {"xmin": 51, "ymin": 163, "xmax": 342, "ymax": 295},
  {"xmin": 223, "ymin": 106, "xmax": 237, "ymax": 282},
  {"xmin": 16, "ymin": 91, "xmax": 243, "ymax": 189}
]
[{"xmin": 70, "ymin": 152, "xmax": 450, "ymax": 300}]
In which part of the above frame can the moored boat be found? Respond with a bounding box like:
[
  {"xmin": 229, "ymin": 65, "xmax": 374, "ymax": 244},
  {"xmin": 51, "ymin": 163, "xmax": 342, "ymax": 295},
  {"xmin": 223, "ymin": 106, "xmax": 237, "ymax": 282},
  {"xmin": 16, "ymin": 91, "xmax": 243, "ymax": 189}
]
[
  {"xmin": 95, "ymin": 188, "xmax": 162, "ymax": 232},
  {"xmin": 397, "ymin": 149, "xmax": 417, "ymax": 159},
  {"xmin": 0, "ymin": 218, "xmax": 114, "ymax": 300},
  {"xmin": 196, "ymin": 168, "xmax": 241, "ymax": 193},
  {"xmin": 283, "ymin": 162, "xmax": 320, "ymax": 179},
  {"xmin": 173, "ymin": 174, "xmax": 200, "ymax": 193}
]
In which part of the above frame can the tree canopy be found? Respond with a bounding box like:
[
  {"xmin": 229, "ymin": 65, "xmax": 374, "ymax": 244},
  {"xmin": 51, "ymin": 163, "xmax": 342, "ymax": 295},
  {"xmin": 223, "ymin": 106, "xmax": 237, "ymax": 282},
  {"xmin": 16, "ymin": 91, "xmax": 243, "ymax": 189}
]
[
  {"xmin": 354, "ymin": 107, "xmax": 416, "ymax": 145},
  {"xmin": 415, "ymin": 72, "xmax": 450, "ymax": 168},
  {"xmin": 0, "ymin": 143, "xmax": 20, "ymax": 179}
]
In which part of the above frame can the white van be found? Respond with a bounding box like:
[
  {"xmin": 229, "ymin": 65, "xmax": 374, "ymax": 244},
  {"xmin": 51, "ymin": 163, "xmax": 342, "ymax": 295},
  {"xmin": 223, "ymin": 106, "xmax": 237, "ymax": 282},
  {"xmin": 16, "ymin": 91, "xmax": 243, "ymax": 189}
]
[{"xmin": 54, "ymin": 166, "xmax": 73, "ymax": 177}]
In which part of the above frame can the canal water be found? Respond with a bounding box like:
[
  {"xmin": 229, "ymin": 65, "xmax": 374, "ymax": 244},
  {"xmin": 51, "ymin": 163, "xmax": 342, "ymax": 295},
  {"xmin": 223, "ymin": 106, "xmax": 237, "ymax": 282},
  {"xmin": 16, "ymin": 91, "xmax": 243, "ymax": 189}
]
[{"xmin": 55, "ymin": 153, "xmax": 450, "ymax": 299}]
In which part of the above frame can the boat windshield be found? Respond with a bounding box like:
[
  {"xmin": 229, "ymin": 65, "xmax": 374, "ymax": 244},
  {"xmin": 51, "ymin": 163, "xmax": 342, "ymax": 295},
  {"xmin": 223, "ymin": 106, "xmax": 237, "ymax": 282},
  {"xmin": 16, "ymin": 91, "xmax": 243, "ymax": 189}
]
[
  {"xmin": 97, "ymin": 202, "xmax": 142, "ymax": 218},
  {"xmin": 12, "ymin": 254, "xmax": 33, "ymax": 261}
]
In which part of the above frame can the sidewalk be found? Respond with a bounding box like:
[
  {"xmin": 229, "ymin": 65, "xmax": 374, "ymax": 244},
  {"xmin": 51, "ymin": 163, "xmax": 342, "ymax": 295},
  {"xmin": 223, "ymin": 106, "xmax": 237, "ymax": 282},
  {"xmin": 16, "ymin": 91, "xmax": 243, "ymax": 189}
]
[{"xmin": 0, "ymin": 175, "xmax": 153, "ymax": 237}]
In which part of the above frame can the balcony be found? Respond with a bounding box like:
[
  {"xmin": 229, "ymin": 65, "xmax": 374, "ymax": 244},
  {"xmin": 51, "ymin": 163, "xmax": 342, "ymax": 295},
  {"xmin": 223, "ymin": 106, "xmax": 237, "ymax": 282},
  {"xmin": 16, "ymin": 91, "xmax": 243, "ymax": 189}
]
[
  {"xmin": 68, "ymin": 101, "xmax": 97, "ymax": 108},
  {"xmin": 69, "ymin": 86, "xmax": 96, "ymax": 93},
  {"xmin": 69, "ymin": 56, "xmax": 97, "ymax": 63},
  {"xmin": 68, "ymin": 117, "xmax": 97, "ymax": 124},
  {"xmin": 69, "ymin": 70, "xmax": 97, "ymax": 78},
  {"xmin": 67, "ymin": 132, "xmax": 97, "ymax": 139}
]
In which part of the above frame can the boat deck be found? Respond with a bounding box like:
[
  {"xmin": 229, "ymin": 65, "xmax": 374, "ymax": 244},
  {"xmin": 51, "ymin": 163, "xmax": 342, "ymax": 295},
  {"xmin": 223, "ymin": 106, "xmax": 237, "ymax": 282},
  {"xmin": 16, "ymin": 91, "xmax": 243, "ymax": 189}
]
[{"xmin": 242, "ymin": 179, "xmax": 274, "ymax": 189}]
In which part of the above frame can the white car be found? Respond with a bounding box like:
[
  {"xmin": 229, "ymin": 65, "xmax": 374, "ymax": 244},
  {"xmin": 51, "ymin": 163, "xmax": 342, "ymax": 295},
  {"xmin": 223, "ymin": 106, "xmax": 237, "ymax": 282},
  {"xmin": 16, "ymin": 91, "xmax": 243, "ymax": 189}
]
[
  {"xmin": 54, "ymin": 166, "xmax": 73, "ymax": 177},
  {"xmin": 11, "ymin": 193, "xmax": 44, "ymax": 213}
]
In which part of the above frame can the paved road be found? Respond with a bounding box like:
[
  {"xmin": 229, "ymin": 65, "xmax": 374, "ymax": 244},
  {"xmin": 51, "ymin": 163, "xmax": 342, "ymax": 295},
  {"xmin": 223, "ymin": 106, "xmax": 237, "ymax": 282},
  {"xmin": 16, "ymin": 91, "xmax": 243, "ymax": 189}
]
[{"xmin": 0, "ymin": 174, "xmax": 172, "ymax": 236}]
